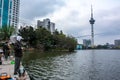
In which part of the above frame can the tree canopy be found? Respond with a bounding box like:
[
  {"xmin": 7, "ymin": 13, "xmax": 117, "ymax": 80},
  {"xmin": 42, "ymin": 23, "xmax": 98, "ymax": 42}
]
[
  {"xmin": 18, "ymin": 26, "xmax": 77, "ymax": 52},
  {"xmin": 0, "ymin": 26, "xmax": 15, "ymax": 41}
]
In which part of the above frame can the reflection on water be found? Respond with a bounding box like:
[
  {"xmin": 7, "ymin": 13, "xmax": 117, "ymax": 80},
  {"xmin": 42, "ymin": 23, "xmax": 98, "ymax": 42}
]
[{"xmin": 23, "ymin": 50, "xmax": 120, "ymax": 80}]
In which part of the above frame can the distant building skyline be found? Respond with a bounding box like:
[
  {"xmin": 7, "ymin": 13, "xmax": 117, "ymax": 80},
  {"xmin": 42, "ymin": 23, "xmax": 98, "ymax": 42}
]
[
  {"xmin": 37, "ymin": 18, "xmax": 55, "ymax": 33},
  {"xmin": 0, "ymin": 0, "xmax": 20, "ymax": 28}
]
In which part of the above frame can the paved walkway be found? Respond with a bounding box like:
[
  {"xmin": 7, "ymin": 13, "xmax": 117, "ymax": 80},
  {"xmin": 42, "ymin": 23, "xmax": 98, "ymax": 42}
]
[{"xmin": 0, "ymin": 57, "xmax": 30, "ymax": 80}]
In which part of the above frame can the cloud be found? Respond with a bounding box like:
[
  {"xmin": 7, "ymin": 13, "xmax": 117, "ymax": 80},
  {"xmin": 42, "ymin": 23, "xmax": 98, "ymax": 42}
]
[
  {"xmin": 20, "ymin": 0, "xmax": 120, "ymax": 44},
  {"xmin": 20, "ymin": 0, "xmax": 65, "ymax": 20},
  {"xmin": 95, "ymin": 6, "xmax": 120, "ymax": 35}
]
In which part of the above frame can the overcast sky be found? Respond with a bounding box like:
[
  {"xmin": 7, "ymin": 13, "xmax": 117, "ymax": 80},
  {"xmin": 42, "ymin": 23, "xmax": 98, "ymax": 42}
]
[{"xmin": 20, "ymin": 0, "xmax": 120, "ymax": 45}]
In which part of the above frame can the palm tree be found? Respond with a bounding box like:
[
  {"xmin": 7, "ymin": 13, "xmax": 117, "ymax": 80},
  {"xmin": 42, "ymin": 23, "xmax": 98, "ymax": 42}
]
[{"xmin": 0, "ymin": 26, "xmax": 15, "ymax": 41}]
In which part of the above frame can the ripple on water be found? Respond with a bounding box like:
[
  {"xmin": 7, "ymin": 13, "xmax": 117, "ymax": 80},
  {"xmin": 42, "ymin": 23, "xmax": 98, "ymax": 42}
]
[{"xmin": 24, "ymin": 50, "xmax": 120, "ymax": 80}]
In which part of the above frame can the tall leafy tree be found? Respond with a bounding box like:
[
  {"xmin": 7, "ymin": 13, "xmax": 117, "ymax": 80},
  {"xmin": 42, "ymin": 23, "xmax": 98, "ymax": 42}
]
[
  {"xmin": 65, "ymin": 36, "xmax": 77, "ymax": 52},
  {"xmin": 0, "ymin": 26, "xmax": 15, "ymax": 40},
  {"xmin": 35, "ymin": 27, "xmax": 52, "ymax": 50},
  {"xmin": 18, "ymin": 26, "xmax": 36, "ymax": 47}
]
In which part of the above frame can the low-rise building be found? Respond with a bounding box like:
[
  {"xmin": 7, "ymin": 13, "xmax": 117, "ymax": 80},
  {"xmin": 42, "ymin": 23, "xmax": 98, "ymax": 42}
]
[{"xmin": 76, "ymin": 44, "xmax": 83, "ymax": 50}]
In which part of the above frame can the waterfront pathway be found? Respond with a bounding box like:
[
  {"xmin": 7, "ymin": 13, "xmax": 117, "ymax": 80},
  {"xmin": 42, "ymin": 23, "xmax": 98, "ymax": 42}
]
[{"xmin": 0, "ymin": 57, "xmax": 30, "ymax": 80}]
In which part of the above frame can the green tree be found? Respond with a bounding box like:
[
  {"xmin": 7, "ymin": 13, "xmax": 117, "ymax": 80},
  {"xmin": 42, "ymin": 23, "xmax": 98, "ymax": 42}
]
[
  {"xmin": 0, "ymin": 26, "xmax": 15, "ymax": 40},
  {"xmin": 35, "ymin": 27, "xmax": 52, "ymax": 51},
  {"xmin": 18, "ymin": 26, "xmax": 36, "ymax": 47},
  {"xmin": 18, "ymin": 26, "xmax": 77, "ymax": 52},
  {"xmin": 52, "ymin": 30, "xmax": 77, "ymax": 51},
  {"xmin": 65, "ymin": 36, "xmax": 77, "ymax": 52}
]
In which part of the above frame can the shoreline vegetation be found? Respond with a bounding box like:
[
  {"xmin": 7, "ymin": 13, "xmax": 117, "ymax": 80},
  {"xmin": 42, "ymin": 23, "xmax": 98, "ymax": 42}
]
[
  {"xmin": 0, "ymin": 26, "xmax": 77, "ymax": 52},
  {"xmin": 18, "ymin": 26, "xmax": 77, "ymax": 52},
  {"xmin": 23, "ymin": 47, "xmax": 76, "ymax": 52}
]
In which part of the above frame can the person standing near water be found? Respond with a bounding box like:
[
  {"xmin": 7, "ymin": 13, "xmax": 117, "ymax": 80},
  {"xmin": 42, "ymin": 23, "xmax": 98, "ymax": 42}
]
[
  {"xmin": 3, "ymin": 41, "xmax": 10, "ymax": 60},
  {"xmin": 13, "ymin": 37, "xmax": 23, "ymax": 75},
  {"xmin": 0, "ymin": 49, "xmax": 3, "ymax": 65}
]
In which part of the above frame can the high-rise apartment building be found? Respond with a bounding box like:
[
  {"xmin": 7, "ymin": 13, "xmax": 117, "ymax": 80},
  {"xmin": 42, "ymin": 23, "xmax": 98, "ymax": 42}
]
[
  {"xmin": 114, "ymin": 39, "xmax": 120, "ymax": 47},
  {"xmin": 83, "ymin": 39, "xmax": 91, "ymax": 48},
  {"xmin": 0, "ymin": 0, "xmax": 20, "ymax": 28},
  {"xmin": 37, "ymin": 18, "xmax": 55, "ymax": 33}
]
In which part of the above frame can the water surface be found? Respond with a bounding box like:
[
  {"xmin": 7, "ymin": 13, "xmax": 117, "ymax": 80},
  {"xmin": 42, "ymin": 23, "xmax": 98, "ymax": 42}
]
[{"xmin": 23, "ymin": 50, "xmax": 120, "ymax": 80}]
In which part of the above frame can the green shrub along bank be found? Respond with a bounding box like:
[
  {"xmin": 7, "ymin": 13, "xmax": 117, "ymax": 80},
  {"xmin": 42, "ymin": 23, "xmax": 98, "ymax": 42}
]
[{"xmin": 18, "ymin": 26, "xmax": 77, "ymax": 52}]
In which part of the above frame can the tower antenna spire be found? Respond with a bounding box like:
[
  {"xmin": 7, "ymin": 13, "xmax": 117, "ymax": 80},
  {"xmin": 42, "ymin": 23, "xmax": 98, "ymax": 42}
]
[{"xmin": 91, "ymin": 5, "xmax": 93, "ymax": 18}]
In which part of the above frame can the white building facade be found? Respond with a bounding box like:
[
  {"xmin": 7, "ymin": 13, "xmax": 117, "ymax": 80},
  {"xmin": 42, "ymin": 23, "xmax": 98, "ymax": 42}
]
[{"xmin": 37, "ymin": 18, "xmax": 55, "ymax": 33}]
